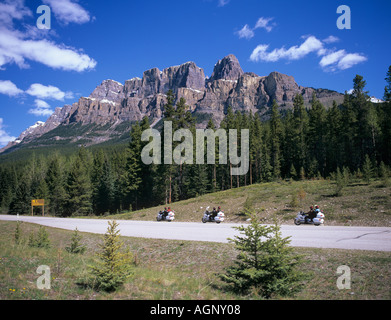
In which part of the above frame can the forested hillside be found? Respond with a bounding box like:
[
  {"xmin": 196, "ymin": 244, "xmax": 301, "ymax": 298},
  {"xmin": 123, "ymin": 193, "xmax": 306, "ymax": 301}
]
[{"xmin": 1, "ymin": 71, "xmax": 390, "ymax": 216}]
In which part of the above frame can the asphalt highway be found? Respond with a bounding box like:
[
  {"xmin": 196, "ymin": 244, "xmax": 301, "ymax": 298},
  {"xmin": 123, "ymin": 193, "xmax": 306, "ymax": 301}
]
[{"xmin": 1, "ymin": 215, "xmax": 390, "ymax": 252}]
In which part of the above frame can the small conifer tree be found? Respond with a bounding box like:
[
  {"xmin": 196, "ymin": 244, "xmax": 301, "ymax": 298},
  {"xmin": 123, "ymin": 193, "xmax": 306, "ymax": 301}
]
[
  {"xmin": 66, "ymin": 228, "xmax": 86, "ymax": 254},
  {"xmin": 89, "ymin": 220, "xmax": 134, "ymax": 292},
  {"xmin": 335, "ymin": 167, "xmax": 347, "ymax": 197},
  {"xmin": 28, "ymin": 226, "xmax": 51, "ymax": 248},
  {"xmin": 362, "ymin": 154, "xmax": 374, "ymax": 184},
  {"xmin": 220, "ymin": 212, "xmax": 306, "ymax": 298},
  {"xmin": 14, "ymin": 221, "xmax": 22, "ymax": 245}
]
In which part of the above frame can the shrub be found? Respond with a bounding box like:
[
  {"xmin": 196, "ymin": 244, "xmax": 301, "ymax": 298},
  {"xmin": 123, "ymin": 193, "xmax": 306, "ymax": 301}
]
[
  {"xmin": 335, "ymin": 167, "xmax": 346, "ymax": 197},
  {"xmin": 362, "ymin": 154, "xmax": 374, "ymax": 184},
  {"xmin": 65, "ymin": 228, "xmax": 86, "ymax": 254},
  {"xmin": 14, "ymin": 221, "xmax": 22, "ymax": 245},
  {"xmin": 220, "ymin": 213, "xmax": 306, "ymax": 299},
  {"xmin": 89, "ymin": 220, "xmax": 134, "ymax": 292},
  {"xmin": 28, "ymin": 226, "xmax": 51, "ymax": 248}
]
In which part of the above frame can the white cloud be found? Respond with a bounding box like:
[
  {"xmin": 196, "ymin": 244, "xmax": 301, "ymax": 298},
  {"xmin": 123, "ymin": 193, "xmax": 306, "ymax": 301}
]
[
  {"xmin": 28, "ymin": 99, "xmax": 54, "ymax": 116},
  {"xmin": 250, "ymin": 35, "xmax": 367, "ymax": 71},
  {"xmin": 0, "ymin": 118, "xmax": 16, "ymax": 146},
  {"xmin": 254, "ymin": 17, "xmax": 274, "ymax": 33},
  {"xmin": 235, "ymin": 17, "xmax": 275, "ymax": 39},
  {"xmin": 34, "ymin": 99, "xmax": 51, "ymax": 109},
  {"xmin": 42, "ymin": 0, "xmax": 91, "ymax": 25},
  {"xmin": 319, "ymin": 49, "xmax": 347, "ymax": 68},
  {"xmin": 320, "ymin": 50, "xmax": 367, "ymax": 71},
  {"xmin": 218, "ymin": 0, "xmax": 230, "ymax": 7},
  {"xmin": 236, "ymin": 25, "xmax": 255, "ymax": 40},
  {"xmin": 250, "ymin": 36, "xmax": 324, "ymax": 62},
  {"xmin": 0, "ymin": 80, "xmax": 23, "ymax": 96},
  {"xmin": 0, "ymin": 0, "xmax": 32, "ymax": 26},
  {"xmin": 0, "ymin": 1, "xmax": 96, "ymax": 72},
  {"xmin": 323, "ymin": 35, "xmax": 340, "ymax": 44},
  {"xmin": 0, "ymin": 29, "xmax": 97, "ymax": 72},
  {"xmin": 26, "ymin": 83, "xmax": 73, "ymax": 101},
  {"xmin": 337, "ymin": 53, "xmax": 367, "ymax": 70}
]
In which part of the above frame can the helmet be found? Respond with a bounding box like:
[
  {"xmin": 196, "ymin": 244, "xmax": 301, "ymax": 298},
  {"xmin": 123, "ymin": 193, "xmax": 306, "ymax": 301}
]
[
  {"xmin": 218, "ymin": 206, "xmax": 221, "ymax": 210},
  {"xmin": 164, "ymin": 207, "xmax": 167, "ymax": 210},
  {"xmin": 213, "ymin": 207, "xmax": 216, "ymax": 210},
  {"xmin": 168, "ymin": 207, "xmax": 171, "ymax": 210},
  {"xmin": 315, "ymin": 205, "xmax": 319, "ymax": 209},
  {"xmin": 310, "ymin": 206, "xmax": 314, "ymax": 210}
]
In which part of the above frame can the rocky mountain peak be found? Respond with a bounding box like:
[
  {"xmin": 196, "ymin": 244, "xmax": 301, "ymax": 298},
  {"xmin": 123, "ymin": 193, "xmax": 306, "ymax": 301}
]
[
  {"xmin": 89, "ymin": 79, "xmax": 124, "ymax": 102},
  {"xmin": 1, "ymin": 54, "xmax": 345, "ymax": 154},
  {"xmin": 209, "ymin": 54, "xmax": 244, "ymax": 81}
]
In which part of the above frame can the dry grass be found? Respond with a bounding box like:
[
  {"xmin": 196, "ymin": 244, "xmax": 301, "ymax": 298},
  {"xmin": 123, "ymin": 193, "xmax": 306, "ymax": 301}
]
[
  {"xmin": 1, "ymin": 220, "xmax": 390, "ymax": 300},
  {"xmin": 105, "ymin": 179, "xmax": 391, "ymax": 227}
]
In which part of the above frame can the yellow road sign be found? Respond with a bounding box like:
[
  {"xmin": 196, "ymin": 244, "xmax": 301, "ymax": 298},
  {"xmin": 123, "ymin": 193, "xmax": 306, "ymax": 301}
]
[{"xmin": 32, "ymin": 199, "xmax": 45, "ymax": 206}]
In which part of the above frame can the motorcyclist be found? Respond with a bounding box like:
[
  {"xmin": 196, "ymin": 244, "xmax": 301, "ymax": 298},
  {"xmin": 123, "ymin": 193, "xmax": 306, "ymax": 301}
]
[
  {"xmin": 305, "ymin": 206, "xmax": 314, "ymax": 222},
  {"xmin": 309, "ymin": 205, "xmax": 318, "ymax": 221},
  {"xmin": 211, "ymin": 207, "xmax": 217, "ymax": 221},
  {"xmin": 162, "ymin": 207, "xmax": 168, "ymax": 219}
]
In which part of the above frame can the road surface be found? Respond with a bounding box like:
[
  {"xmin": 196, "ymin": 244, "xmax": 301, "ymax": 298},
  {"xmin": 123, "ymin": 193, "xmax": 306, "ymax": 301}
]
[{"xmin": 1, "ymin": 215, "xmax": 390, "ymax": 252}]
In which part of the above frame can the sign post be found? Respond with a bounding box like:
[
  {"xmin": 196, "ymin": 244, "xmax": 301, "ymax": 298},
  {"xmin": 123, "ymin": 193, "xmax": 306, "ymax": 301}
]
[{"xmin": 31, "ymin": 199, "xmax": 45, "ymax": 216}]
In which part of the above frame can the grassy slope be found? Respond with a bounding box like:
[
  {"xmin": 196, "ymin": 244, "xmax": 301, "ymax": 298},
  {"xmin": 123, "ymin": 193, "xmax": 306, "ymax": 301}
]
[
  {"xmin": 105, "ymin": 178, "xmax": 391, "ymax": 227},
  {"xmin": 1, "ymin": 220, "xmax": 390, "ymax": 300}
]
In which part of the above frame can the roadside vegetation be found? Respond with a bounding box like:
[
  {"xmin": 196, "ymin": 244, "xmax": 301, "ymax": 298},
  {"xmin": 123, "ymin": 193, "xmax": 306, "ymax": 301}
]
[
  {"xmin": 104, "ymin": 178, "xmax": 391, "ymax": 227},
  {"xmin": 1, "ymin": 220, "xmax": 390, "ymax": 300},
  {"xmin": 1, "ymin": 71, "xmax": 391, "ymax": 220}
]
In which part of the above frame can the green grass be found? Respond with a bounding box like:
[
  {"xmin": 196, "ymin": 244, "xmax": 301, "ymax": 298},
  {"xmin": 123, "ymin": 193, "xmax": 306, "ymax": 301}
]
[
  {"xmin": 1, "ymin": 220, "xmax": 390, "ymax": 300},
  {"xmin": 104, "ymin": 178, "xmax": 391, "ymax": 227}
]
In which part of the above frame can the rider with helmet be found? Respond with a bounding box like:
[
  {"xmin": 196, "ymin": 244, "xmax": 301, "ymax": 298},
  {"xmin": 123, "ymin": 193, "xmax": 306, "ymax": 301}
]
[
  {"xmin": 210, "ymin": 206, "xmax": 222, "ymax": 220},
  {"xmin": 309, "ymin": 205, "xmax": 319, "ymax": 221},
  {"xmin": 304, "ymin": 206, "xmax": 314, "ymax": 222},
  {"xmin": 162, "ymin": 207, "xmax": 168, "ymax": 219},
  {"xmin": 210, "ymin": 207, "xmax": 217, "ymax": 221}
]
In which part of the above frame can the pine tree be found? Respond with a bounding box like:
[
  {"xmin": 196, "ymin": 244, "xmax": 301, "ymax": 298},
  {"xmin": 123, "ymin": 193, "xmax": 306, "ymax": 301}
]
[
  {"xmin": 66, "ymin": 149, "xmax": 93, "ymax": 216},
  {"xmin": 28, "ymin": 226, "xmax": 51, "ymax": 249},
  {"xmin": 341, "ymin": 92, "xmax": 359, "ymax": 169},
  {"xmin": 335, "ymin": 167, "xmax": 346, "ymax": 197},
  {"xmin": 120, "ymin": 122, "xmax": 144, "ymax": 210},
  {"xmin": 89, "ymin": 220, "xmax": 134, "ymax": 292},
  {"xmin": 351, "ymin": 75, "xmax": 378, "ymax": 164},
  {"xmin": 289, "ymin": 163, "xmax": 297, "ymax": 180},
  {"xmin": 325, "ymin": 101, "xmax": 343, "ymax": 174},
  {"xmin": 0, "ymin": 166, "xmax": 16, "ymax": 212},
  {"xmin": 220, "ymin": 213, "xmax": 305, "ymax": 298},
  {"xmin": 384, "ymin": 66, "xmax": 391, "ymax": 102},
  {"xmin": 379, "ymin": 161, "xmax": 390, "ymax": 187},
  {"xmin": 362, "ymin": 154, "xmax": 374, "ymax": 184},
  {"xmin": 92, "ymin": 150, "xmax": 105, "ymax": 214},
  {"xmin": 379, "ymin": 66, "xmax": 391, "ymax": 165},
  {"xmin": 14, "ymin": 221, "xmax": 22, "ymax": 245},
  {"xmin": 9, "ymin": 168, "xmax": 31, "ymax": 215},
  {"xmin": 97, "ymin": 157, "xmax": 115, "ymax": 214},
  {"xmin": 124, "ymin": 141, "xmax": 141, "ymax": 210},
  {"xmin": 46, "ymin": 154, "xmax": 68, "ymax": 216},
  {"xmin": 292, "ymin": 94, "xmax": 309, "ymax": 171},
  {"xmin": 270, "ymin": 100, "xmax": 282, "ymax": 179},
  {"xmin": 138, "ymin": 116, "xmax": 154, "ymax": 206},
  {"xmin": 281, "ymin": 110, "xmax": 295, "ymax": 177},
  {"xmin": 308, "ymin": 93, "xmax": 326, "ymax": 175},
  {"xmin": 66, "ymin": 228, "xmax": 86, "ymax": 254}
]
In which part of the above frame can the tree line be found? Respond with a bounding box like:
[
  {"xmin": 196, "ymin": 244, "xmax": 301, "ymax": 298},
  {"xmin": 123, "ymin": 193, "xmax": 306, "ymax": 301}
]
[{"xmin": 0, "ymin": 70, "xmax": 390, "ymax": 216}]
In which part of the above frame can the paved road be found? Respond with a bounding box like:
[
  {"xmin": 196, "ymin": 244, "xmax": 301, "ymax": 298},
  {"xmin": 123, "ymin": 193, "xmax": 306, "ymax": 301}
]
[{"xmin": 1, "ymin": 215, "xmax": 391, "ymax": 252}]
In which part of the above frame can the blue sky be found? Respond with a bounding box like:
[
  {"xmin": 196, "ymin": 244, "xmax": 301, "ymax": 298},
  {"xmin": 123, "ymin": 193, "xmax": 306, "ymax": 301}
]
[{"xmin": 0, "ymin": 0, "xmax": 390, "ymax": 146}]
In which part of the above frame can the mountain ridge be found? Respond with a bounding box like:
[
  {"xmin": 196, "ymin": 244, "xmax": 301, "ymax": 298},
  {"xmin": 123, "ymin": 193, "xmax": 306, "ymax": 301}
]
[{"xmin": 1, "ymin": 54, "xmax": 344, "ymax": 154}]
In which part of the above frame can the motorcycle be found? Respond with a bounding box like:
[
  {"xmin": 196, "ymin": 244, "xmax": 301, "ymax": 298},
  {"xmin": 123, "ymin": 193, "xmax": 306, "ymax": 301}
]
[
  {"xmin": 202, "ymin": 206, "xmax": 225, "ymax": 224},
  {"xmin": 294, "ymin": 210, "xmax": 325, "ymax": 226},
  {"xmin": 157, "ymin": 210, "xmax": 175, "ymax": 222}
]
